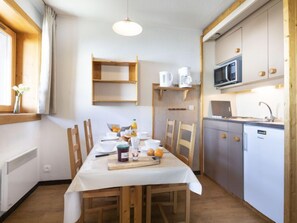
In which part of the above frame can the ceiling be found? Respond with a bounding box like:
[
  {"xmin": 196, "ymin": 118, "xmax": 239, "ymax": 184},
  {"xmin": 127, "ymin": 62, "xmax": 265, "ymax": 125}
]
[{"xmin": 43, "ymin": 0, "xmax": 236, "ymax": 31}]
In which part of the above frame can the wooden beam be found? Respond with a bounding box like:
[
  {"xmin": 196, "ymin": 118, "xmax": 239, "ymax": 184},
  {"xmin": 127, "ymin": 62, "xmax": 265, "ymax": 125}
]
[
  {"xmin": 202, "ymin": 0, "xmax": 246, "ymax": 36},
  {"xmin": 283, "ymin": 0, "xmax": 297, "ymax": 222},
  {"xmin": 199, "ymin": 36, "xmax": 204, "ymax": 173}
]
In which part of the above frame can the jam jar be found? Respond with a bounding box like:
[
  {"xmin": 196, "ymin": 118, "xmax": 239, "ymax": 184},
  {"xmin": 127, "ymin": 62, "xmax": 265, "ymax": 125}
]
[{"xmin": 117, "ymin": 144, "xmax": 129, "ymax": 162}]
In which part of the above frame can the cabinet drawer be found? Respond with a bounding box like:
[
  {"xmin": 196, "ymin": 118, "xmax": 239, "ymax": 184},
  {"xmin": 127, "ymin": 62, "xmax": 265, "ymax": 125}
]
[{"xmin": 204, "ymin": 119, "xmax": 228, "ymax": 131}]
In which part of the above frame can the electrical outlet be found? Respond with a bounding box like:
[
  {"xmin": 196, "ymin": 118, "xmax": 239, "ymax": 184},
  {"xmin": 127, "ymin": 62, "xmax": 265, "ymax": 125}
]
[
  {"xmin": 188, "ymin": 105, "xmax": 195, "ymax": 111},
  {"xmin": 43, "ymin": 165, "xmax": 51, "ymax": 173}
]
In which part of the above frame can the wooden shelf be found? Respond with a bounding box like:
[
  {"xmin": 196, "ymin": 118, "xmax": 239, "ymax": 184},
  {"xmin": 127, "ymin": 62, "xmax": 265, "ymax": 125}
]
[
  {"xmin": 153, "ymin": 84, "xmax": 197, "ymax": 101},
  {"xmin": 92, "ymin": 56, "xmax": 138, "ymax": 105},
  {"xmin": 93, "ymin": 79, "xmax": 137, "ymax": 84},
  {"xmin": 0, "ymin": 113, "xmax": 41, "ymax": 125},
  {"xmin": 93, "ymin": 100, "xmax": 138, "ymax": 104}
]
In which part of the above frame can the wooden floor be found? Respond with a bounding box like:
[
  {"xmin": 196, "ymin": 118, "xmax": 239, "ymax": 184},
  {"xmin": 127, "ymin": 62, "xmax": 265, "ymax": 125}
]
[{"xmin": 3, "ymin": 175, "xmax": 271, "ymax": 223}]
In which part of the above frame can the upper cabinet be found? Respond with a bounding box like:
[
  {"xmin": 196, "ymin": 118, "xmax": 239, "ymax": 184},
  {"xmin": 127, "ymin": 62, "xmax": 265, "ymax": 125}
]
[
  {"xmin": 242, "ymin": 1, "xmax": 283, "ymax": 83},
  {"xmin": 92, "ymin": 57, "xmax": 138, "ymax": 105},
  {"xmin": 215, "ymin": 28, "xmax": 242, "ymax": 65}
]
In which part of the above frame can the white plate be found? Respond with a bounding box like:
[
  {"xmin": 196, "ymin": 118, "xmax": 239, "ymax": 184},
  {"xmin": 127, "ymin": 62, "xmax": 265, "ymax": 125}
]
[
  {"xmin": 100, "ymin": 136, "xmax": 119, "ymax": 141},
  {"xmin": 94, "ymin": 144, "xmax": 117, "ymax": 154},
  {"xmin": 137, "ymin": 136, "xmax": 151, "ymax": 140}
]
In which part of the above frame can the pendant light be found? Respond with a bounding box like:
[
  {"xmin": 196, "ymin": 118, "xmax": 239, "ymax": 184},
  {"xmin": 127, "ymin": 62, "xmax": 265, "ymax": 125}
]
[{"xmin": 113, "ymin": 0, "xmax": 142, "ymax": 36}]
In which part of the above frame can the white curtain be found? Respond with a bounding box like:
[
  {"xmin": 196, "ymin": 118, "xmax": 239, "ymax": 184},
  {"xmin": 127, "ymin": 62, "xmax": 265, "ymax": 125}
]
[{"xmin": 37, "ymin": 5, "xmax": 56, "ymax": 114}]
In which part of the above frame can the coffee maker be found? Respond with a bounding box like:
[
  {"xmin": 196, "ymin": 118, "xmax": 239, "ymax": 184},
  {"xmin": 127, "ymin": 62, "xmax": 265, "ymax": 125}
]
[{"xmin": 178, "ymin": 67, "xmax": 192, "ymax": 88}]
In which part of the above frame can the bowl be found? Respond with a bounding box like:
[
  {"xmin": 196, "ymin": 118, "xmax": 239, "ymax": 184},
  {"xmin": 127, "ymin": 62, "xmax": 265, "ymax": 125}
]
[
  {"xmin": 99, "ymin": 141, "xmax": 117, "ymax": 152},
  {"xmin": 107, "ymin": 123, "xmax": 131, "ymax": 132},
  {"xmin": 144, "ymin": 139, "xmax": 160, "ymax": 150}
]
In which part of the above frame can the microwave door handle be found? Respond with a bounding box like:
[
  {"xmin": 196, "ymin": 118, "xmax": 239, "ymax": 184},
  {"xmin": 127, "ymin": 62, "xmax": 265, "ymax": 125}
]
[{"xmin": 225, "ymin": 66, "xmax": 230, "ymax": 81}]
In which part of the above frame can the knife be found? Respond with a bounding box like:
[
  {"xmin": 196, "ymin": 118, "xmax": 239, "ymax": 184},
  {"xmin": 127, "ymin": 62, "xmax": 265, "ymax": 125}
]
[{"xmin": 95, "ymin": 154, "xmax": 109, "ymax": 158}]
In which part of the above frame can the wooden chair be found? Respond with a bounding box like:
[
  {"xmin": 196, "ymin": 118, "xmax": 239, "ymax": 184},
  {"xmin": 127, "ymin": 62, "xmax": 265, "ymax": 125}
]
[
  {"xmin": 84, "ymin": 119, "xmax": 94, "ymax": 155},
  {"xmin": 163, "ymin": 119, "xmax": 175, "ymax": 153},
  {"xmin": 146, "ymin": 121, "xmax": 196, "ymax": 223},
  {"xmin": 67, "ymin": 125, "xmax": 120, "ymax": 223}
]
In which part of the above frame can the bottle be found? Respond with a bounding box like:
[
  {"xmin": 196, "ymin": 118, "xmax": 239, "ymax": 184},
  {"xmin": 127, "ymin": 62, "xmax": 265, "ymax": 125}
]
[{"xmin": 131, "ymin": 119, "xmax": 138, "ymax": 136}]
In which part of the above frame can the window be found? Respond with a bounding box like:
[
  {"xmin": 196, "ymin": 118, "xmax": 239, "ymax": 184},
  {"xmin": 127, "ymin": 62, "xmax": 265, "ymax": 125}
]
[{"xmin": 0, "ymin": 22, "xmax": 15, "ymax": 112}]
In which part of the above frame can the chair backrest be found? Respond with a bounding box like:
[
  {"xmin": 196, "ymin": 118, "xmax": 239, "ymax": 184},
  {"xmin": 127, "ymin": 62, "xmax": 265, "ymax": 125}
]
[
  {"xmin": 164, "ymin": 119, "xmax": 176, "ymax": 153},
  {"xmin": 84, "ymin": 119, "xmax": 94, "ymax": 155},
  {"xmin": 67, "ymin": 125, "xmax": 83, "ymax": 179},
  {"xmin": 176, "ymin": 121, "xmax": 196, "ymax": 168}
]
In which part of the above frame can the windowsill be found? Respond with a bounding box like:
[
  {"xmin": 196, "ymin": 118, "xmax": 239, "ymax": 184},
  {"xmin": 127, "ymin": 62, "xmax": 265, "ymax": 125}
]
[{"xmin": 0, "ymin": 113, "xmax": 41, "ymax": 125}]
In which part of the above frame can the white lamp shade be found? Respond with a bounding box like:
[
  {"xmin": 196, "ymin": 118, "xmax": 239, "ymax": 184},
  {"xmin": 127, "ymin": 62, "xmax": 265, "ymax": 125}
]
[{"xmin": 113, "ymin": 19, "xmax": 142, "ymax": 36}]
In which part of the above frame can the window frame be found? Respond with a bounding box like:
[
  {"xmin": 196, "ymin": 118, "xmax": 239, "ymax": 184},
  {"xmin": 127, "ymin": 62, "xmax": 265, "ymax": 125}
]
[{"xmin": 0, "ymin": 22, "xmax": 16, "ymax": 112}]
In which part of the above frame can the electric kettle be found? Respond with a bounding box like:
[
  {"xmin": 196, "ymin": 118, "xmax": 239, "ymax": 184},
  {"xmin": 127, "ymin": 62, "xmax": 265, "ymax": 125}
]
[{"xmin": 159, "ymin": 71, "xmax": 173, "ymax": 87}]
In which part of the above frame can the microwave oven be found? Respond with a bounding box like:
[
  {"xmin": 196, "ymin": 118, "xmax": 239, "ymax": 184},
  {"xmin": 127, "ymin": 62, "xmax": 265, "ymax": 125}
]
[{"xmin": 214, "ymin": 57, "xmax": 242, "ymax": 87}]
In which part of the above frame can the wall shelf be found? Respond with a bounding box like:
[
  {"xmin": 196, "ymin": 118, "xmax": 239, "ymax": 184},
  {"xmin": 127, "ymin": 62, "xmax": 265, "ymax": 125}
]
[
  {"xmin": 92, "ymin": 56, "xmax": 138, "ymax": 105},
  {"xmin": 153, "ymin": 84, "xmax": 197, "ymax": 101}
]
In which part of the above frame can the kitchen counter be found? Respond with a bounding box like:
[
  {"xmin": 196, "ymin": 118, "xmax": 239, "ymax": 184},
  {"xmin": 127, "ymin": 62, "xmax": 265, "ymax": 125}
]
[{"xmin": 204, "ymin": 117, "xmax": 284, "ymax": 129}]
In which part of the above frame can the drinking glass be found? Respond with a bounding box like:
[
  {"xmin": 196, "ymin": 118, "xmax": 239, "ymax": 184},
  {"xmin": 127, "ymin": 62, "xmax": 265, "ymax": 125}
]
[{"xmin": 131, "ymin": 137, "xmax": 140, "ymax": 161}]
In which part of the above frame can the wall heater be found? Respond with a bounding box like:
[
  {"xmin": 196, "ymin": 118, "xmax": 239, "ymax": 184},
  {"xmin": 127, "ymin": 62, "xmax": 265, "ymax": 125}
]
[{"xmin": 0, "ymin": 147, "xmax": 39, "ymax": 212}]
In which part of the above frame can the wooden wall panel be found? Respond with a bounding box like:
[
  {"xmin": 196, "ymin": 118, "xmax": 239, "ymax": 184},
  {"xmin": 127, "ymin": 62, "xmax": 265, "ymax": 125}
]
[
  {"xmin": 283, "ymin": 0, "xmax": 297, "ymax": 222},
  {"xmin": 152, "ymin": 84, "xmax": 200, "ymax": 171}
]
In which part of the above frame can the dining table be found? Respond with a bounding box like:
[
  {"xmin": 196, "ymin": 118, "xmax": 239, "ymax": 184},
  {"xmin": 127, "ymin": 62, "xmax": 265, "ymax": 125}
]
[{"xmin": 63, "ymin": 141, "xmax": 202, "ymax": 223}]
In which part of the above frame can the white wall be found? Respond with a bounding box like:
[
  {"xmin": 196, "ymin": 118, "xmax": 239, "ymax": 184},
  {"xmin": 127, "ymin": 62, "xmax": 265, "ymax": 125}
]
[
  {"xmin": 38, "ymin": 16, "xmax": 202, "ymax": 180},
  {"xmin": 15, "ymin": 0, "xmax": 44, "ymax": 29},
  {"xmin": 0, "ymin": 121, "xmax": 41, "ymax": 170},
  {"xmin": 203, "ymin": 41, "xmax": 237, "ymax": 117},
  {"xmin": 0, "ymin": 0, "xmax": 42, "ymax": 180}
]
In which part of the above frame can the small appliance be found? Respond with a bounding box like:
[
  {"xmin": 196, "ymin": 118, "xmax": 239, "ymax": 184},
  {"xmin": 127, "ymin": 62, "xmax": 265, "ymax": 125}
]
[
  {"xmin": 159, "ymin": 71, "xmax": 173, "ymax": 87},
  {"xmin": 178, "ymin": 67, "xmax": 192, "ymax": 88},
  {"xmin": 214, "ymin": 57, "xmax": 242, "ymax": 87}
]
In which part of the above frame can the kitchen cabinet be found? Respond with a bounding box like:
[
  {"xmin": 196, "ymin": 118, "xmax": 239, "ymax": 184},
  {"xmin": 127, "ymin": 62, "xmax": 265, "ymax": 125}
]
[
  {"xmin": 242, "ymin": 1, "xmax": 283, "ymax": 83},
  {"xmin": 203, "ymin": 119, "xmax": 243, "ymax": 199},
  {"xmin": 215, "ymin": 28, "xmax": 242, "ymax": 65},
  {"xmin": 92, "ymin": 57, "xmax": 138, "ymax": 104}
]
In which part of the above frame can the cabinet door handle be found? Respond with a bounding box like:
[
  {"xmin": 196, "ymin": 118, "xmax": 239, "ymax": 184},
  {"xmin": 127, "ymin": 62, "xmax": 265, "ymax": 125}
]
[
  {"xmin": 269, "ymin": 68, "xmax": 277, "ymax": 74},
  {"xmin": 233, "ymin": 136, "xmax": 240, "ymax": 142},
  {"xmin": 221, "ymin": 133, "xmax": 227, "ymax": 139},
  {"xmin": 258, "ymin": 71, "xmax": 266, "ymax": 77},
  {"xmin": 235, "ymin": 48, "xmax": 240, "ymax": 53}
]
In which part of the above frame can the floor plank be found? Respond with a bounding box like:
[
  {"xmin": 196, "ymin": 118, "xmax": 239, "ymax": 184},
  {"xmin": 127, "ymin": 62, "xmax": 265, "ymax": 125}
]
[{"xmin": 3, "ymin": 175, "xmax": 272, "ymax": 223}]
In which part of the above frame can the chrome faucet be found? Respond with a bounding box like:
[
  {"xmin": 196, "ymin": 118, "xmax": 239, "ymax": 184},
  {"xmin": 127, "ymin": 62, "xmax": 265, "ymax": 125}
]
[{"xmin": 258, "ymin": 101, "xmax": 276, "ymax": 122}]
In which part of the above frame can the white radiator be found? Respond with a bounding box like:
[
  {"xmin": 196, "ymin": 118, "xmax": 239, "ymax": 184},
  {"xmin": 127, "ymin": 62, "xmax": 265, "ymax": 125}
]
[{"xmin": 0, "ymin": 147, "xmax": 39, "ymax": 211}]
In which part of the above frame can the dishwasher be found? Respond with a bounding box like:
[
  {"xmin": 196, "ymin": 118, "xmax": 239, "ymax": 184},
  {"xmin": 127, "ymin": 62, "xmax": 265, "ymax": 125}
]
[{"xmin": 243, "ymin": 124, "xmax": 284, "ymax": 223}]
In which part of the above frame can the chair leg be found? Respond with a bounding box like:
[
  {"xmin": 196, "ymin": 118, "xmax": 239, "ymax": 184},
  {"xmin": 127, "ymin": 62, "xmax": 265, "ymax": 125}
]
[
  {"xmin": 81, "ymin": 198, "xmax": 85, "ymax": 223},
  {"xmin": 173, "ymin": 191, "xmax": 178, "ymax": 214},
  {"xmin": 185, "ymin": 188, "xmax": 190, "ymax": 223},
  {"xmin": 98, "ymin": 209, "xmax": 103, "ymax": 223},
  {"xmin": 146, "ymin": 186, "xmax": 152, "ymax": 223}
]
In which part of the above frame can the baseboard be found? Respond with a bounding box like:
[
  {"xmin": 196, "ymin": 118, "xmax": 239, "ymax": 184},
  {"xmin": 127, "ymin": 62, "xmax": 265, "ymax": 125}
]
[
  {"xmin": 0, "ymin": 179, "xmax": 71, "ymax": 222},
  {"xmin": 38, "ymin": 179, "xmax": 72, "ymax": 186}
]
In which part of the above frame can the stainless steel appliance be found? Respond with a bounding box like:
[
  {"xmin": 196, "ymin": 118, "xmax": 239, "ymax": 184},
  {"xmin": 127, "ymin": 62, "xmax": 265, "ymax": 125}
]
[{"xmin": 214, "ymin": 57, "xmax": 242, "ymax": 87}]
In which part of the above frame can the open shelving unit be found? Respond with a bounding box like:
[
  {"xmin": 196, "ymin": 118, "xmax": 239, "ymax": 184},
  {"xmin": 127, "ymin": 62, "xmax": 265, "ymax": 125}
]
[
  {"xmin": 153, "ymin": 84, "xmax": 198, "ymax": 101},
  {"xmin": 92, "ymin": 56, "xmax": 138, "ymax": 105}
]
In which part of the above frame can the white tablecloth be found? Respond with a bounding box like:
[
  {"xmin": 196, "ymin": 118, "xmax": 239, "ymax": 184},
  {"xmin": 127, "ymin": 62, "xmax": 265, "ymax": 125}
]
[{"xmin": 64, "ymin": 148, "xmax": 202, "ymax": 223}]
